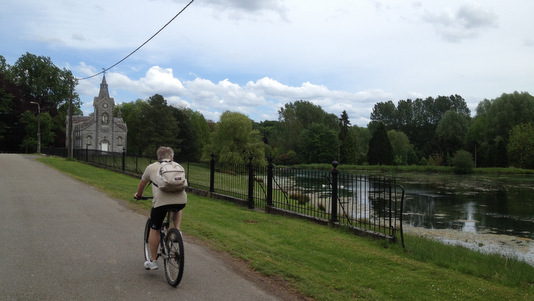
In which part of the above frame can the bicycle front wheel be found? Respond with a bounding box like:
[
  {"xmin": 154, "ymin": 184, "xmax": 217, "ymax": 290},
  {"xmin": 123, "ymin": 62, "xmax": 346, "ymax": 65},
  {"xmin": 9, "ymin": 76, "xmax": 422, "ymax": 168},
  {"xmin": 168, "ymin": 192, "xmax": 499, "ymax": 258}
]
[
  {"xmin": 164, "ymin": 228, "xmax": 184, "ymax": 287},
  {"xmin": 143, "ymin": 218, "xmax": 151, "ymax": 262}
]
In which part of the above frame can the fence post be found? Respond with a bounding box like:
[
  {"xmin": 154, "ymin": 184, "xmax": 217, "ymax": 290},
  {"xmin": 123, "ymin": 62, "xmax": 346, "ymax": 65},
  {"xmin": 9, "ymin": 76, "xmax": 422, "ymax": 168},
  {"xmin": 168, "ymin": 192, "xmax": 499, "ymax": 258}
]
[
  {"xmin": 330, "ymin": 161, "xmax": 339, "ymax": 226},
  {"xmin": 85, "ymin": 144, "xmax": 89, "ymax": 162},
  {"xmin": 210, "ymin": 153, "xmax": 215, "ymax": 193},
  {"xmin": 122, "ymin": 148, "xmax": 126, "ymax": 173},
  {"xmin": 267, "ymin": 156, "xmax": 273, "ymax": 207},
  {"xmin": 248, "ymin": 154, "xmax": 254, "ymax": 209}
]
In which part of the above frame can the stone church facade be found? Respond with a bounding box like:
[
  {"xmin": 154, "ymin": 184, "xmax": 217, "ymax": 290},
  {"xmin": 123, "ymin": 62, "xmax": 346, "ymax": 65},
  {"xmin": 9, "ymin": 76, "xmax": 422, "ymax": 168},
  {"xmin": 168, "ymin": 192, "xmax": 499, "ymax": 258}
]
[{"xmin": 67, "ymin": 76, "xmax": 127, "ymax": 152}]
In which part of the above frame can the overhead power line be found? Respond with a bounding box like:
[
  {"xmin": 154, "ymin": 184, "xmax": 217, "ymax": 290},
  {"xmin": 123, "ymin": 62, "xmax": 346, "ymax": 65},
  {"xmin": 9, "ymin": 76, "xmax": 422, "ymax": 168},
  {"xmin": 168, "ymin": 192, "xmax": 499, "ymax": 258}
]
[{"xmin": 77, "ymin": 0, "xmax": 195, "ymax": 80}]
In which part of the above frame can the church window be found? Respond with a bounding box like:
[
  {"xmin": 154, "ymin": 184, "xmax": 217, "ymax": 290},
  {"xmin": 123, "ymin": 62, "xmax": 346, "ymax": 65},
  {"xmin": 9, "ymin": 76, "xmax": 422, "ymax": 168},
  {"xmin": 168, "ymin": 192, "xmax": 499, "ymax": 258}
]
[{"xmin": 102, "ymin": 113, "xmax": 109, "ymax": 124}]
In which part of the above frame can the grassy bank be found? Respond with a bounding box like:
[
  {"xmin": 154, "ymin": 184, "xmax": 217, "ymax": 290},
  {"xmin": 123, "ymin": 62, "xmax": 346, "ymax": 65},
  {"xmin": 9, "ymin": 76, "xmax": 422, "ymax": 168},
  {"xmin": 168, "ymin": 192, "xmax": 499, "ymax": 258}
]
[
  {"xmin": 293, "ymin": 163, "xmax": 534, "ymax": 176},
  {"xmin": 39, "ymin": 157, "xmax": 534, "ymax": 300}
]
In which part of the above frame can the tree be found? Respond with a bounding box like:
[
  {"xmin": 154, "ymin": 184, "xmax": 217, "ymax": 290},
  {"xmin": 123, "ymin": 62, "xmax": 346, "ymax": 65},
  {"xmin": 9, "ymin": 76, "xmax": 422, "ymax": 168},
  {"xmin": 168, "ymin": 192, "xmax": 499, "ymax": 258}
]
[
  {"xmin": 206, "ymin": 111, "xmax": 265, "ymax": 166},
  {"xmin": 388, "ymin": 130, "xmax": 416, "ymax": 165},
  {"xmin": 465, "ymin": 115, "xmax": 486, "ymax": 167},
  {"xmin": 486, "ymin": 92, "xmax": 534, "ymax": 142},
  {"xmin": 299, "ymin": 123, "xmax": 339, "ymax": 164},
  {"xmin": 452, "ymin": 150, "xmax": 475, "ymax": 174},
  {"xmin": 119, "ymin": 99, "xmax": 148, "ymax": 155},
  {"xmin": 367, "ymin": 123, "xmax": 393, "ymax": 165},
  {"xmin": 189, "ymin": 111, "xmax": 210, "ymax": 161},
  {"xmin": 369, "ymin": 95, "xmax": 470, "ymax": 160},
  {"xmin": 0, "ymin": 53, "xmax": 80, "ymax": 152},
  {"xmin": 138, "ymin": 94, "xmax": 180, "ymax": 156},
  {"xmin": 19, "ymin": 110, "xmax": 54, "ymax": 152},
  {"xmin": 435, "ymin": 110, "xmax": 470, "ymax": 160},
  {"xmin": 9, "ymin": 53, "xmax": 78, "ymax": 109},
  {"xmin": 352, "ymin": 126, "xmax": 370, "ymax": 164},
  {"xmin": 339, "ymin": 110, "xmax": 360, "ymax": 164},
  {"xmin": 171, "ymin": 107, "xmax": 196, "ymax": 162},
  {"xmin": 274, "ymin": 100, "xmax": 338, "ymax": 163},
  {"xmin": 370, "ymin": 100, "xmax": 397, "ymax": 128},
  {"xmin": 507, "ymin": 123, "xmax": 534, "ymax": 169},
  {"xmin": 0, "ymin": 60, "xmax": 24, "ymax": 152},
  {"xmin": 493, "ymin": 136, "xmax": 508, "ymax": 167}
]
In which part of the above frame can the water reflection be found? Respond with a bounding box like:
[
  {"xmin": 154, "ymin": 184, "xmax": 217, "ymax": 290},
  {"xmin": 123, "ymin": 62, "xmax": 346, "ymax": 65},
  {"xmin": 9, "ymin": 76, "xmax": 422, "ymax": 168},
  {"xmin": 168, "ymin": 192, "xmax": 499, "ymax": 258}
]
[{"xmin": 401, "ymin": 176, "xmax": 534, "ymax": 239}]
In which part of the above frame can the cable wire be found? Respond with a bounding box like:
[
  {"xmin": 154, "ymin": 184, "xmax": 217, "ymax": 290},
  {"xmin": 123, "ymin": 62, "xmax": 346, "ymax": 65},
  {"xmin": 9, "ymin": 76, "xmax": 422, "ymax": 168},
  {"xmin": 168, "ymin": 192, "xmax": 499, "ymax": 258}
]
[{"xmin": 77, "ymin": 0, "xmax": 195, "ymax": 80}]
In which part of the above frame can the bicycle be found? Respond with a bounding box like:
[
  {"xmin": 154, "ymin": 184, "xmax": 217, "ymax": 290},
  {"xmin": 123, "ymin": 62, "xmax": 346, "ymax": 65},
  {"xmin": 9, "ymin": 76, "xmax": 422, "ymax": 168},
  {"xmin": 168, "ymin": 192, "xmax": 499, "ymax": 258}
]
[{"xmin": 137, "ymin": 196, "xmax": 185, "ymax": 287}]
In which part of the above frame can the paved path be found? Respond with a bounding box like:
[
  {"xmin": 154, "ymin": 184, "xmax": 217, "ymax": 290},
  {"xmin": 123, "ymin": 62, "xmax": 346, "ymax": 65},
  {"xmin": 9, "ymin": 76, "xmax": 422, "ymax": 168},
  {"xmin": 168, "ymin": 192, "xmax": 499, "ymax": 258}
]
[{"xmin": 0, "ymin": 154, "xmax": 298, "ymax": 300}]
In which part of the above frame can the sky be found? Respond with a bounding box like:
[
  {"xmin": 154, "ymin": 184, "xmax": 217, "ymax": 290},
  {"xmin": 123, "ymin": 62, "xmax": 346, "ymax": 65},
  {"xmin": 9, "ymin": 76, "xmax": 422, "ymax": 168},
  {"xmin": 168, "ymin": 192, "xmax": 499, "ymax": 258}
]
[{"xmin": 1, "ymin": 0, "xmax": 533, "ymax": 127}]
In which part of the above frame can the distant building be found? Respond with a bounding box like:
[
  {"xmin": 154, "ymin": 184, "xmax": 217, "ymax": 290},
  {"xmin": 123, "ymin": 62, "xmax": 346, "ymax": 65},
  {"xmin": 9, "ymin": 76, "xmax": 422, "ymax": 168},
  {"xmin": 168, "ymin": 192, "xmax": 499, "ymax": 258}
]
[{"xmin": 66, "ymin": 76, "xmax": 127, "ymax": 152}]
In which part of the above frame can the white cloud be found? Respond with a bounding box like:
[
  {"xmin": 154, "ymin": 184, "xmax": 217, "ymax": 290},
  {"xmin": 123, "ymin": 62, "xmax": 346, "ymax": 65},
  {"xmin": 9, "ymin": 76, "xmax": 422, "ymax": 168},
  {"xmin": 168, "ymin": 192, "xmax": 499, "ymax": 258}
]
[
  {"xmin": 201, "ymin": 0, "xmax": 288, "ymax": 20},
  {"xmin": 422, "ymin": 3, "xmax": 498, "ymax": 42},
  {"xmin": 76, "ymin": 65, "xmax": 392, "ymax": 126}
]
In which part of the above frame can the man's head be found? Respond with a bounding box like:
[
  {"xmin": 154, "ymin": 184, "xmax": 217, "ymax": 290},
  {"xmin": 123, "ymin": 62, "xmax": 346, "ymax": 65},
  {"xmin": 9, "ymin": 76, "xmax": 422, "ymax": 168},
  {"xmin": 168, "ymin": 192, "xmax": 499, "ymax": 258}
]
[{"xmin": 157, "ymin": 146, "xmax": 174, "ymax": 161}]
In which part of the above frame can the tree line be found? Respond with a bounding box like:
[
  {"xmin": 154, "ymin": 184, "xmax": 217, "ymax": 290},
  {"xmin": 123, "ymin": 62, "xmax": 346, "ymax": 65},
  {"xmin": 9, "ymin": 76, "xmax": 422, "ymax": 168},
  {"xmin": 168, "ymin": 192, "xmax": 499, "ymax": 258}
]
[{"xmin": 2, "ymin": 53, "xmax": 534, "ymax": 170}]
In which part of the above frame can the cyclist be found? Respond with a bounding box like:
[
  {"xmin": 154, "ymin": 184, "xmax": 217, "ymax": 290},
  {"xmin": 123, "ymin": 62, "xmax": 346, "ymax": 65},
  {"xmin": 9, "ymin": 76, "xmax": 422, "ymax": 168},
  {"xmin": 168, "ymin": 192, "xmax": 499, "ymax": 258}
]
[{"xmin": 134, "ymin": 146, "xmax": 187, "ymax": 270}]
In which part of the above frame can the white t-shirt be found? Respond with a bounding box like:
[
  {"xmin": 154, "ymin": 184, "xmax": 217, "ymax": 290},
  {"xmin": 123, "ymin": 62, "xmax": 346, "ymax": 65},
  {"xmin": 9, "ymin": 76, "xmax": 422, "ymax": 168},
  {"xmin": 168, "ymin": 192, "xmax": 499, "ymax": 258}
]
[{"xmin": 142, "ymin": 161, "xmax": 187, "ymax": 208}]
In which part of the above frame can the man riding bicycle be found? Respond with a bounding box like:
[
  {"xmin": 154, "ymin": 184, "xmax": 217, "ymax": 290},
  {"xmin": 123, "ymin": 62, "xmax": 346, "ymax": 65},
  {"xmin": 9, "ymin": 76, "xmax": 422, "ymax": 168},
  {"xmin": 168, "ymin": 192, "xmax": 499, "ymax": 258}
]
[{"xmin": 134, "ymin": 146, "xmax": 187, "ymax": 270}]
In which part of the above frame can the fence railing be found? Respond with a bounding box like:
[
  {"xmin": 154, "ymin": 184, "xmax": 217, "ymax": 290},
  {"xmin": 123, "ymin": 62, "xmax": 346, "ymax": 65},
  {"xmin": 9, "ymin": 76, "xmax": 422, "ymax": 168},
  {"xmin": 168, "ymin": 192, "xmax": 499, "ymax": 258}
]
[{"xmin": 42, "ymin": 148, "xmax": 404, "ymax": 245}]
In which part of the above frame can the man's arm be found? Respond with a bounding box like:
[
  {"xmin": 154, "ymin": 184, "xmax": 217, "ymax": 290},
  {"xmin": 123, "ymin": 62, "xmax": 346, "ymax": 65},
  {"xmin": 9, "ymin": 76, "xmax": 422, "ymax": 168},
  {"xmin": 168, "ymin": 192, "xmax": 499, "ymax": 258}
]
[{"xmin": 134, "ymin": 179, "xmax": 149, "ymax": 199}]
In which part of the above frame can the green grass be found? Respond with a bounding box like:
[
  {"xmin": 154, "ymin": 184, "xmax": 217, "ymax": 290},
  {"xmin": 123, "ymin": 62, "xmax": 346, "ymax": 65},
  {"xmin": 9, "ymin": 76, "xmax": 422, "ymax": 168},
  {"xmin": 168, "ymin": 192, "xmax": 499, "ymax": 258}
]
[
  {"xmin": 38, "ymin": 157, "xmax": 534, "ymax": 300},
  {"xmin": 290, "ymin": 163, "xmax": 534, "ymax": 175}
]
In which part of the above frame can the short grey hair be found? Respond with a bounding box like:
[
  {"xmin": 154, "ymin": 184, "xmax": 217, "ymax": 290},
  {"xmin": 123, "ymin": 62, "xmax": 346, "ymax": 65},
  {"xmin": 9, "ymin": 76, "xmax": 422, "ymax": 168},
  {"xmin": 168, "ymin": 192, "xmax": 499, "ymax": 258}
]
[{"xmin": 157, "ymin": 146, "xmax": 174, "ymax": 161}]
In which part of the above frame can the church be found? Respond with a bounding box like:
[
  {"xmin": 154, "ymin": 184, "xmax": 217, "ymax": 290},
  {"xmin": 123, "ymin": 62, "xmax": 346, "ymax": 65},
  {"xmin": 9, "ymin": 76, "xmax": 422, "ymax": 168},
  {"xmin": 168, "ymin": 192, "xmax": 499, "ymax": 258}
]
[{"xmin": 67, "ymin": 76, "xmax": 127, "ymax": 152}]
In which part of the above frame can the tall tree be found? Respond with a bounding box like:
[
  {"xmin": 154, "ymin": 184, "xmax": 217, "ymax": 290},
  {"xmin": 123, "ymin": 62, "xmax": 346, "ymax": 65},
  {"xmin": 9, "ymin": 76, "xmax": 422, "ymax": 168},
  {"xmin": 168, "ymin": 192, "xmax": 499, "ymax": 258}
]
[
  {"xmin": 507, "ymin": 123, "xmax": 534, "ymax": 169},
  {"xmin": 274, "ymin": 100, "xmax": 338, "ymax": 162},
  {"xmin": 388, "ymin": 130, "xmax": 416, "ymax": 165},
  {"xmin": 138, "ymin": 94, "xmax": 180, "ymax": 156},
  {"xmin": 337, "ymin": 111, "xmax": 362, "ymax": 164},
  {"xmin": 19, "ymin": 111, "xmax": 54, "ymax": 152},
  {"xmin": 0, "ymin": 53, "xmax": 80, "ymax": 152},
  {"xmin": 189, "ymin": 111, "xmax": 210, "ymax": 161},
  {"xmin": 367, "ymin": 123, "xmax": 393, "ymax": 165},
  {"xmin": 485, "ymin": 92, "xmax": 534, "ymax": 142},
  {"xmin": 370, "ymin": 95, "xmax": 470, "ymax": 159},
  {"xmin": 435, "ymin": 110, "xmax": 470, "ymax": 160},
  {"xmin": 206, "ymin": 111, "xmax": 265, "ymax": 166},
  {"xmin": 171, "ymin": 107, "xmax": 196, "ymax": 162},
  {"xmin": 10, "ymin": 52, "xmax": 79, "ymax": 111},
  {"xmin": 370, "ymin": 100, "xmax": 397, "ymax": 128},
  {"xmin": 119, "ymin": 99, "xmax": 149, "ymax": 155},
  {"xmin": 299, "ymin": 123, "xmax": 339, "ymax": 164}
]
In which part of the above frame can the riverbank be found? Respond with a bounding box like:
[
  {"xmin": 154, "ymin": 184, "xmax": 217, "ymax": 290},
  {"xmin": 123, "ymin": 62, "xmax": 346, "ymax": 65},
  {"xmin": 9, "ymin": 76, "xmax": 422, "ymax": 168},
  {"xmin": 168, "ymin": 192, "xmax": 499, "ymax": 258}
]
[{"xmin": 404, "ymin": 226, "xmax": 534, "ymax": 266}]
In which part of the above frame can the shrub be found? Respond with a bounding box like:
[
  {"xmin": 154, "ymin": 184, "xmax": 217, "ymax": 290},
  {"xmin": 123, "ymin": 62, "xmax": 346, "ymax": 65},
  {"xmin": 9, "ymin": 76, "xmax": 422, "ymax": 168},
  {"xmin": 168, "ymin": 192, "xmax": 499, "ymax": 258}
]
[
  {"xmin": 275, "ymin": 150, "xmax": 300, "ymax": 165},
  {"xmin": 452, "ymin": 150, "xmax": 475, "ymax": 174},
  {"xmin": 427, "ymin": 153, "xmax": 444, "ymax": 166},
  {"xmin": 289, "ymin": 192, "xmax": 310, "ymax": 204}
]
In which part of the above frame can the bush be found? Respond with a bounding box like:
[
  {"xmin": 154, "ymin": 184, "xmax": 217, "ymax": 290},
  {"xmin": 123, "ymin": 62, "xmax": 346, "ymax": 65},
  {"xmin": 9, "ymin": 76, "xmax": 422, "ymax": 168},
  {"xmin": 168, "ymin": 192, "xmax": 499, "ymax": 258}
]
[
  {"xmin": 427, "ymin": 153, "xmax": 444, "ymax": 166},
  {"xmin": 289, "ymin": 192, "xmax": 310, "ymax": 204},
  {"xmin": 452, "ymin": 150, "xmax": 475, "ymax": 174},
  {"xmin": 275, "ymin": 150, "xmax": 300, "ymax": 165}
]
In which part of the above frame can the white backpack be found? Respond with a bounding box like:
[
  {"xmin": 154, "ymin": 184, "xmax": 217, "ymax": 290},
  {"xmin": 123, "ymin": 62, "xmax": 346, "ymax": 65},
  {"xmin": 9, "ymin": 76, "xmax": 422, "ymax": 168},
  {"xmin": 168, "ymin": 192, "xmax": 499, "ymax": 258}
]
[{"xmin": 153, "ymin": 161, "xmax": 188, "ymax": 192}]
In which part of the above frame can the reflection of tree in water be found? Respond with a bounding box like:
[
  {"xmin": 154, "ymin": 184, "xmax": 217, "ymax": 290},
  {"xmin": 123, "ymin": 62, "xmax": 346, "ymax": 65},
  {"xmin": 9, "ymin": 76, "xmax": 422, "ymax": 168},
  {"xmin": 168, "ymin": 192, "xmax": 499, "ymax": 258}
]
[{"xmin": 402, "ymin": 178, "xmax": 534, "ymax": 239}]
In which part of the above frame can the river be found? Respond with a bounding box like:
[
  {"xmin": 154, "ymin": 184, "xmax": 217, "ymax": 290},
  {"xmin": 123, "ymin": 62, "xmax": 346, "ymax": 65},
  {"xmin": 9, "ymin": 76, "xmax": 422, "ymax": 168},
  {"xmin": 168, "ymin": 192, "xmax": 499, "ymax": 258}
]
[{"xmin": 396, "ymin": 173, "xmax": 534, "ymax": 266}]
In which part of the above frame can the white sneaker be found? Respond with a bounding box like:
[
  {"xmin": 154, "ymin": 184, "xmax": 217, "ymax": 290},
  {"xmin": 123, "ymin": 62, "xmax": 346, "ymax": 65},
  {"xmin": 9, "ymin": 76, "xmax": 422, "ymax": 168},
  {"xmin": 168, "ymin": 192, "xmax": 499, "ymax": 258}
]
[{"xmin": 144, "ymin": 260, "xmax": 158, "ymax": 270}]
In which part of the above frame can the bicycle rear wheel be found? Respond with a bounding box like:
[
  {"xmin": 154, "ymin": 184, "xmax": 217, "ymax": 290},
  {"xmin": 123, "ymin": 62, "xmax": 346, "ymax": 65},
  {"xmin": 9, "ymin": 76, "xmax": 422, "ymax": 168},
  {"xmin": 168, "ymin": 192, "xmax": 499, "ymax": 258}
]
[
  {"xmin": 164, "ymin": 228, "xmax": 184, "ymax": 287},
  {"xmin": 143, "ymin": 219, "xmax": 151, "ymax": 262}
]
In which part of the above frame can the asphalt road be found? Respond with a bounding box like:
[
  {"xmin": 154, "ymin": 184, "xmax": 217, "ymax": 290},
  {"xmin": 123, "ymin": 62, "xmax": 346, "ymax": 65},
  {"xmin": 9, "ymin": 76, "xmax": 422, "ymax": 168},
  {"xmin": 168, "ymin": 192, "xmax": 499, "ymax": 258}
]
[{"xmin": 0, "ymin": 154, "xmax": 298, "ymax": 300}]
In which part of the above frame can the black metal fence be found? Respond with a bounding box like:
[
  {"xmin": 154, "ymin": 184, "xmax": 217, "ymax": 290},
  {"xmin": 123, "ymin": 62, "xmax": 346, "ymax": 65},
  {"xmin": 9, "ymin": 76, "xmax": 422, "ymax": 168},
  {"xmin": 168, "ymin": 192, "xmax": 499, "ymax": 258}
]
[{"xmin": 42, "ymin": 148, "xmax": 405, "ymax": 245}]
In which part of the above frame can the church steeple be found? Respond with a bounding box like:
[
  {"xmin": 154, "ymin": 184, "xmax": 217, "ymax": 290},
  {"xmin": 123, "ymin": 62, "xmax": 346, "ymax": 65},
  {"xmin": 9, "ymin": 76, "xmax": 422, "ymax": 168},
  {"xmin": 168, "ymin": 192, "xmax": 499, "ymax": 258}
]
[{"xmin": 98, "ymin": 75, "xmax": 110, "ymax": 99}]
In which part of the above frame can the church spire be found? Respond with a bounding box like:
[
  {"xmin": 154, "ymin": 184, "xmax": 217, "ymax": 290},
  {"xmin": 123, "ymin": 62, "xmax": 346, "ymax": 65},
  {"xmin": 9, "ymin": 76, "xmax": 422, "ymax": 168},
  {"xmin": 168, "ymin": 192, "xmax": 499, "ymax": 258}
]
[{"xmin": 98, "ymin": 75, "xmax": 110, "ymax": 99}]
